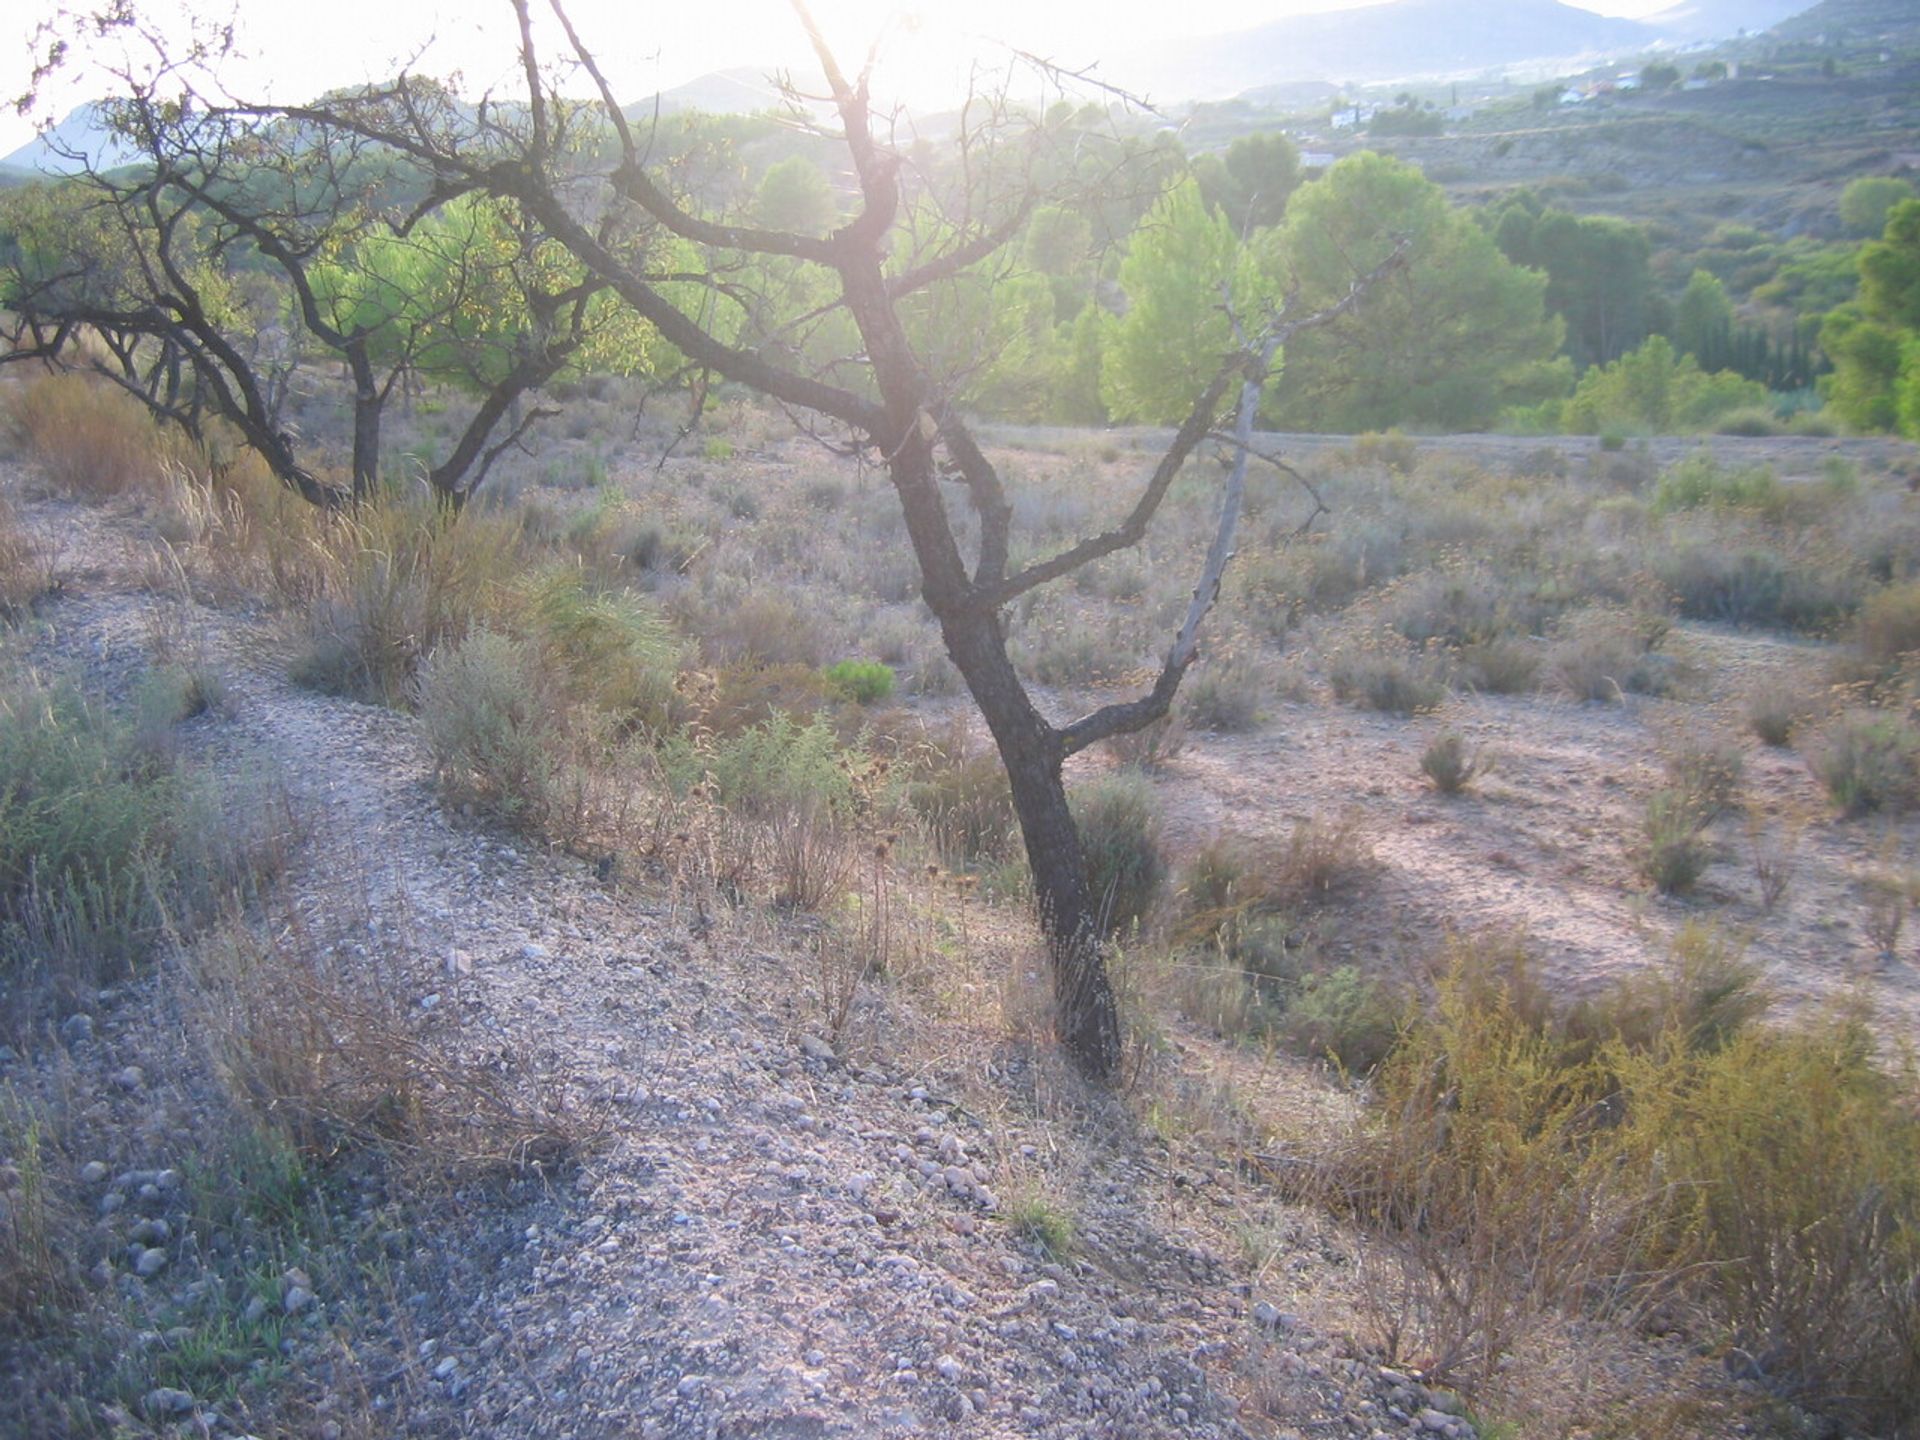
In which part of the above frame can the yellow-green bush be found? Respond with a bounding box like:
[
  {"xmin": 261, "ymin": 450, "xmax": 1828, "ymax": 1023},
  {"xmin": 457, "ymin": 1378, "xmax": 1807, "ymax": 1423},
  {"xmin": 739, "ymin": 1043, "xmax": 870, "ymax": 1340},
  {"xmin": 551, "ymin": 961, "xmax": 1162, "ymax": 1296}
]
[{"xmin": 1333, "ymin": 935, "xmax": 1920, "ymax": 1432}]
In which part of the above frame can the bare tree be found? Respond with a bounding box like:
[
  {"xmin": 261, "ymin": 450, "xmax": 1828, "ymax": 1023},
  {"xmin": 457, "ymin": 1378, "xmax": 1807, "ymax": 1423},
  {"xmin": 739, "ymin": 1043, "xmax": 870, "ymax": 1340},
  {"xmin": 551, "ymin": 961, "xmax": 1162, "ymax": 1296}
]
[{"xmin": 24, "ymin": 0, "xmax": 1400, "ymax": 1076}]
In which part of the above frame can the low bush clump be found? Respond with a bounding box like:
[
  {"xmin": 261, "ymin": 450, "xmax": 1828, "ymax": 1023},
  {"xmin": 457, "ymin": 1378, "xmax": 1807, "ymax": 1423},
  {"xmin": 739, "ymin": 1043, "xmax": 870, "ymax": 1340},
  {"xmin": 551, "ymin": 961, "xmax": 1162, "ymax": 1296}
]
[
  {"xmin": 1546, "ymin": 608, "xmax": 1673, "ymax": 701},
  {"xmin": 0, "ymin": 498, "xmax": 53, "ymax": 622},
  {"xmin": 1421, "ymin": 732, "xmax": 1490, "ymax": 795},
  {"xmin": 1285, "ymin": 964, "xmax": 1403, "ymax": 1074},
  {"xmin": 521, "ymin": 565, "xmax": 680, "ymax": 732},
  {"xmin": 662, "ymin": 712, "xmax": 855, "ymax": 820},
  {"xmin": 1746, "ymin": 682, "xmax": 1818, "ymax": 747},
  {"xmin": 1661, "ymin": 735, "xmax": 1744, "ymax": 820},
  {"xmin": 292, "ymin": 497, "xmax": 522, "ymax": 704},
  {"xmin": 1810, "ymin": 712, "xmax": 1920, "ymax": 816},
  {"xmin": 1854, "ymin": 579, "xmax": 1920, "ymax": 671},
  {"xmin": 1324, "ymin": 936, "xmax": 1920, "ymax": 1431},
  {"xmin": 416, "ymin": 630, "xmax": 563, "ymax": 833},
  {"xmin": 1649, "ymin": 455, "xmax": 1781, "ymax": 516},
  {"xmin": 1328, "ymin": 635, "xmax": 1447, "ymax": 715},
  {"xmin": 820, "ymin": 658, "xmax": 895, "ymax": 705},
  {"xmin": 1070, "ymin": 771, "xmax": 1167, "ymax": 938},
  {"xmin": 901, "ymin": 727, "xmax": 1017, "ymax": 864},
  {"xmin": 0, "ymin": 668, "xmax": 262, "ymax": 1005},
  {"xmin": 1636, "ymin": 788, "xmax": 1714, "ymax": 895}
]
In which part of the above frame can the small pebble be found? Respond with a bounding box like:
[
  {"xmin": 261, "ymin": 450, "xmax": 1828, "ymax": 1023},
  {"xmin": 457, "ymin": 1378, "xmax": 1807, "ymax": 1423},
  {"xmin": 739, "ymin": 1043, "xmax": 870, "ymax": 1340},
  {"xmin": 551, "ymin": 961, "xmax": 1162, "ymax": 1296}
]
[
  {"xmin": 134, "ymin": 1248, "xmax": 169, "ymax": 1279},
  {"xmin": 143, "ymin": 1387, "xmax": 194, "ymax": 1418}
]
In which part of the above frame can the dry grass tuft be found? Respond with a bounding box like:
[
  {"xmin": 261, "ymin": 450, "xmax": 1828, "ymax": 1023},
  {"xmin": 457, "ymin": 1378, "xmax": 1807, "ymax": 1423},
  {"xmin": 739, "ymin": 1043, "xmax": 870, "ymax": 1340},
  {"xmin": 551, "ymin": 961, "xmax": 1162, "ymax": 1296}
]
[
  {"xmin": 185, "ymin": 898, "xmax": 596, "ymax": 1177},
  {"xmin": 0, "ymin": 494, "xmax": 55, "ymax": 621},
  {"xmin": 4, "ymin": 372, "xmax": 191, "ymax": 497}
]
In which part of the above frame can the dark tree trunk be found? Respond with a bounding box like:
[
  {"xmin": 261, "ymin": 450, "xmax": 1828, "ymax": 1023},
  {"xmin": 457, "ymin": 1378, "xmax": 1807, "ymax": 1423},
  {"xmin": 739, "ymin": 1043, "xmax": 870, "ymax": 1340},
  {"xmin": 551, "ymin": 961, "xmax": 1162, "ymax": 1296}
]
[
  {"xmin": 886, "ymin": 432, "xmax": 1124, "ymax": 1078},
  {"xmin": 348, "ymin": 345, "xmax": 382, "ymax": 499}
]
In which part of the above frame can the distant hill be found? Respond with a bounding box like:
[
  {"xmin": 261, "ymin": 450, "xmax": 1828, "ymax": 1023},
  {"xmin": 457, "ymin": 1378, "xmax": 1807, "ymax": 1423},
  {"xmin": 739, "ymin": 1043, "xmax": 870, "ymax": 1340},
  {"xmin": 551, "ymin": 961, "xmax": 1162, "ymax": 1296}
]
[
  {"xmin": 1768, "ymin": 0, "xmax": 1920, "ymax": 44},
  {"xmin": 626, "ymin": 67, "xmax": 797, "ymax": 119},
  {"xmin": 1645, "ymin": 0, "xmax": 1813, "ymax": 41},
  {"xmin": 0, "ymin": 103, "xmax": 141, "ymax": 176},
  {"xmin": 1120, "ymin": 0, "xmax": 1658, "ymax": 98}
]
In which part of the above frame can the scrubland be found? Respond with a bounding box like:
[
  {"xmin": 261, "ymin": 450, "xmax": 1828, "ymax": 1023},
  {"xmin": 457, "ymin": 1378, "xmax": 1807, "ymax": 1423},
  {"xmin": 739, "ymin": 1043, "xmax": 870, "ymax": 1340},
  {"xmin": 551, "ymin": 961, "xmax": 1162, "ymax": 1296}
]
[{"xmin": 2, "ymin": 367, "xmax": 1919, "ymax": 1439}]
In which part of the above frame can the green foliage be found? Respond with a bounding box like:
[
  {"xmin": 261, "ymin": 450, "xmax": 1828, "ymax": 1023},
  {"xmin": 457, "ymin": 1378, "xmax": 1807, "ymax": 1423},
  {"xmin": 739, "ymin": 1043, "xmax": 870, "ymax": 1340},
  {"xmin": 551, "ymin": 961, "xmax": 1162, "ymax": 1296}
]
[
  {"xmin": 1822, "ymin": 200, "xmax": 1920, "ymax": 435},
  {"xmin": 1266, "ymin": 154, "xmax": 1562, "ymax": 432},
  {"xmin": 1009, "ymin": 1192, "xmax": 1077, "ymax": 1258},
  {"xmin": 1102, "ymin": 178, "xmax": 1272, "ymax": 423},
  {"xmin": 1286, "ymin": 964, "xmax": 1402, "ymax": 1072},
  {"xmin": 1841, "ymin": 177, "xmax": 1916, "ymax": 238},
  {"xmin": 0, "ymin": 666, "xmax": 257, "ymax": 1001},
  {"xmin": 1070, "ymin": 771, "xmax": 1167, "ymax": 937},
  {"xmin": 1367, "ymin": 100, "xmax": 1444, "ymax": 136},
  {"xmin": 752, "ymin": 156, "xmax": 836, "ymax": 234},
  {"xmin": 1192, "ymin": 131, "xmax": 1302, "ymax": 233},
  {"xmin": 1486, "ymin": 194, "xmax": 1655, "ymax": 369},
  {"xmin": 1669, "ymin": 268, "xmax": 1733, "ymax": 367},
  {"xmin": 820, "ymin": 659, "xmax": 895, "ymax": 705},
  {"xmin": 1520, "ymin": 336, "xmax": 1769, "ymax": 435}
]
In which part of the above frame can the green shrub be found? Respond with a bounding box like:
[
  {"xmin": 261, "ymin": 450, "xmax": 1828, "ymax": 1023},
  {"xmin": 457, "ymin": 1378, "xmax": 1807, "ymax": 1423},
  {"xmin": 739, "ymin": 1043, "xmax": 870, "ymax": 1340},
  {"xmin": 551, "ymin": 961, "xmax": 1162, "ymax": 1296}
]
[
  {"xmin": 1328, "ymin": 636, "xmax": 1447, "ymax": 715},
  {"xmin": 1811, "ymin": 712, "xmax": 1920, "ymax": 816},
  {"xmin": 1286, "ymin": 965, "xmax": 1402, "ymax": 1073},
  {"xmin": 1070, "ymin": 771, "xmax": 1167, "ymax": 938},
  {"xmin": 1336, "ymin": 934, "xmax": 1920, "ymax": 1426},
  {"xmin": 1637, "ymin": 788, "xmax": 1713, "ymax": 894},
  {"xmin": 415, "ymin": 631, "xmax": 560, "ymax": 832},
  {"xmin": 1713, "ymin": 406, "xmax": 1785, "ymax": 437},
  {"xmin": 820, "ymin": 658, "xmax": 895, "ymax": 705},
  {"xmin": 0, "ymin": 667, "xmax": 273, "ymax": 1012},
  {"xmin": 1649, "ymin": 455, "xmax": 1781, "ymax": 515},
  {"xmin": 520, "ymin": 565, "xmax": 679, "ymax": 731},
  {"xmin": 664, "ymin": 712, "xmax": 854, "ymax": 819}
]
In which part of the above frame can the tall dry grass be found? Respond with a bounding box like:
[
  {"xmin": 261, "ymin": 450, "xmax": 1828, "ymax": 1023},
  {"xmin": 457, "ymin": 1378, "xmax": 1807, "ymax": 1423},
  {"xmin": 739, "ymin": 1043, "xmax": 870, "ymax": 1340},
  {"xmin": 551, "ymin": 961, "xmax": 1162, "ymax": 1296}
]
[{"xmin": 4, "ymin": 372, "xmax": 194, "ymax": 497}]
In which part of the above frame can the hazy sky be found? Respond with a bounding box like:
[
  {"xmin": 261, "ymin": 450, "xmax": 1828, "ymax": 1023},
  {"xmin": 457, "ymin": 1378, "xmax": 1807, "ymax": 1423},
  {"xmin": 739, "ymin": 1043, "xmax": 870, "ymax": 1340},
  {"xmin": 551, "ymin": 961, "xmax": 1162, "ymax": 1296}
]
[{"xmin": 3, "ymin": 0, "xmax": 1683, "ymax": 159}]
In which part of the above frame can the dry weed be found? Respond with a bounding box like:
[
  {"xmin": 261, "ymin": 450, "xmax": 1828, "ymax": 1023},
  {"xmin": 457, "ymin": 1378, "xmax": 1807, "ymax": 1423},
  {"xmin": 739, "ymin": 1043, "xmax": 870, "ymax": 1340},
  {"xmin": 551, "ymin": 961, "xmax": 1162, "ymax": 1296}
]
[{"xmin": 184, "ymin": 898, "xmax": 595, "ymax": 1177}]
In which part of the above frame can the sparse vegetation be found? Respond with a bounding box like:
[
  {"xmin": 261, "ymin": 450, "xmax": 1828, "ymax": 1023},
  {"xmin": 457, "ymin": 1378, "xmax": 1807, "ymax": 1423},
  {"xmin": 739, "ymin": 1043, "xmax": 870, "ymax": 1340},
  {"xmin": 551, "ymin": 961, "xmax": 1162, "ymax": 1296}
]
[{"xmin": 2, "ymin": 8, "xmax": 1918, "ymax": 1430}]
